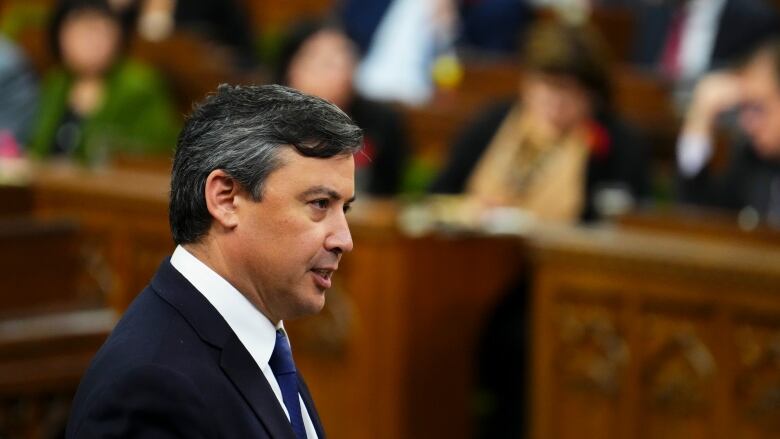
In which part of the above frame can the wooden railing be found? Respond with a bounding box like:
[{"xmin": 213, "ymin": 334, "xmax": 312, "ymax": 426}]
[
  {"xmin": 529, "ymin": 225, "xmax": 780, "ymax": 439},
  {"xmin": 2, "ymin": 164, "xmax": 779, "ymax": 438}
]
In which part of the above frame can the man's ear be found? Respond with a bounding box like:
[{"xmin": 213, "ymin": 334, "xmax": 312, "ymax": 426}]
[{"xmin": 204, "ymin": 169, "xmax": 241, "ymax": 229}]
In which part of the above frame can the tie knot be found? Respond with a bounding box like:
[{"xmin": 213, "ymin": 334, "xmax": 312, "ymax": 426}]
[{"xmin": 269, "ymin": 329, "xmax": 297, "ymax": 376}]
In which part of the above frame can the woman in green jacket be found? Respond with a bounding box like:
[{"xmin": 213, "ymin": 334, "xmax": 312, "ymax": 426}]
[{"xmin": 29, "ymin": 0, "xmax": 179, "ymax": 164}]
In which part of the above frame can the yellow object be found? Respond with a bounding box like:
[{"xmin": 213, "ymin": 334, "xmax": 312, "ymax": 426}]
[{"xmin": 431, "ymin": 53, "xmax": 464, "ymax": 90}]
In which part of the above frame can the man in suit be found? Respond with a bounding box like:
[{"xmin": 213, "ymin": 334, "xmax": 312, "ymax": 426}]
[
  {"xmin": 677, "ymin": 39, "xmax": 780, "ymax": 226},
  {"xmin": 633, "ymin": 0, "xmax": 780, "ymax": 82},
  {"xmin": 66, "ymin": 84, "xmax": 363, "ymax": 437}
]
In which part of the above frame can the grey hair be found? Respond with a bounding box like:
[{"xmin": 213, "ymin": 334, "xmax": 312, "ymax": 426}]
[{"xmin": 169, "ymin": 84, "xmax": 363, "ymax": 245}]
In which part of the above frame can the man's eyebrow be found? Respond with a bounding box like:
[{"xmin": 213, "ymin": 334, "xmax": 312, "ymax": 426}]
[{"xmin": 301, "ymin": 186, "xmax": 356, "ymax": 203}]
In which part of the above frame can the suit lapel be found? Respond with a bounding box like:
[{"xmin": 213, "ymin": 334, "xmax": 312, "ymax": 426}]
[
  {"xmin": 220, "ymin": 336, "xmax": 297, "ymax": 439},
  {"xmin": 298, "ymin": 375, "xmax": 326, "ymax": 438},
  {"xmin": 151, "ymin": 259, "xmax": 297, "ymax": 439}
]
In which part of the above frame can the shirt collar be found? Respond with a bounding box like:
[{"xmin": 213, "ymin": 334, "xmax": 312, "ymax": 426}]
[
  {"xmin": 686, "ymin": 0, "xmax": 727, "ymax": 19},
  {"xmin": 170, "ymin": 245, "xmax": 282, "ymax": 370}
]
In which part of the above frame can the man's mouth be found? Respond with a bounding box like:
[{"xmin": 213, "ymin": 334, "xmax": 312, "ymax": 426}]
[{"xmin": 310, "ymin": 267, "xmax": 335, "ymax": 289}]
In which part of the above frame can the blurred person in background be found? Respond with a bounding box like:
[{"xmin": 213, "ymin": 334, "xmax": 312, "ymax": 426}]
[
  {"xmin": 29, "ymin": 0, "xmax": 179, "ymax": 164},
  {"xmin": 354, "ymin": 0, "xmax": 459, "ymax": 105},
  {"xmin": 107, "ymin": 0, "xmax": 258, "ymax": 70},
  {"xmin": 457, "ymin": 0, "xmax": 533, "ymax": 54},
  {"xmin": 0, "ymin": 35, "xmax": 38, "ymax": 156},
  {"xmin": 340, "ymin": 0, "xmax": 533, "ymax": 56},
  {"xmin": 429, "ymin": 20, "xmax": 650, "ymax": 438},
  {"xmin": 278, "ymin": 21, "xmax": 409, "ymax": 196},
  {"xmin": 338, "ymin": 0, "xmax": 394, "ymax": 55},
  {"xmin": 677, "ymin": 39, "xmax": 780, "ymax": 228},
  {"xmin": 632, "ymin": 0, "xmax": 779, "ymax": 103},
  {"xmin": 430, "ymin": 19, "xmax": 650, "ymax": 222},
  {"xmin": 352, "ymin": 0, "xmax": 533, "ymax": 104}
]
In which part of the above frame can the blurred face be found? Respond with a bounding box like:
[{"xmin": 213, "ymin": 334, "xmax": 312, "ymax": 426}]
[
  {"xmin": 60, "ymin": 10, "xmax": 121, "ymax": 76},
  {"xmin": 522, "ymin": 72, "xmax": 593, "ymax": 139},
  {"xmin": 286, "ymin": 29, "xmax": 357, "ymax": 109},
  {"xmin": 227, "ymin": 148, "xmax": 355, "ymax": 322},
  {"xmin": 739, "ymin": 53, "xmax": 780, "ymax": 158}
]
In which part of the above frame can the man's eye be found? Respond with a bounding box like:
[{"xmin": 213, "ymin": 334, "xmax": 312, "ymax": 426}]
[
  {"xmin": 311, "ymin": 199, "xmax": 330, "ymax": 210},
  {"xmin": 343, "ymin": 204, "xmax": 352, "ymax": 214}
]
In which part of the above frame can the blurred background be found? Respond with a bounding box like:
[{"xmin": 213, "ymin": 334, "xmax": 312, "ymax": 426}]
[{"xmin": 1, "ymin": 0, "xmax": 780, "ymax": 437}]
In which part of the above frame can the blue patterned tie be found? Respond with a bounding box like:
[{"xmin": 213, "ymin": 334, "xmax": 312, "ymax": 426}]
[{"xmin": 269, "ymin": 329, "xmax": 307, "ymax": 439}]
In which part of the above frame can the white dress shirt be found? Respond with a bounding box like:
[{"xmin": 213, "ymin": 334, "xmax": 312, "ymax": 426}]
[
  {"xmin": 170, "ymin": 245, "xmax": 319, "ymax": 439},
  {"xmin": 355, "ymin": 0, "xmax": 450, "ymax": 105},
  {"xmin": 678, "ymin": 0, "xmax": 728, "ymax": 81},
  {"xmin": 677, "ymin": 131, "xmax": 713, "ymax": 177}
]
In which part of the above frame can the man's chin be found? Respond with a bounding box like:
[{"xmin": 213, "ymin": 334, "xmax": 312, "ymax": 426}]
[
  {"xmin": 286, "ymin": 295, "xmax": 327, "ymax": 321},
  {"xmin": 752, "ymin": 140, "xmax": 780, "ymax": 160}
]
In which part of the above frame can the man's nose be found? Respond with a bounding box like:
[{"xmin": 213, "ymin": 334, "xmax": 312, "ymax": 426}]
[{"xmin": 325, "ymin": 214, "xmax": 353, "ymax": 255}]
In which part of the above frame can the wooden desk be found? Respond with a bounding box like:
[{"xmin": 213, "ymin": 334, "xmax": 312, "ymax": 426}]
[
  {"xmin": 0, "ymin": 164, "xmax": 524, "ymax": 439},
  {"xmin": 289, "ymin": 213, "xmax": 523, "ymax": 439},
  {"xmin": 529, "ymin": 225, "xmax": 780, "ymax": 439},
  {"xmin": 6, "ymin": 164, "xmax": 779, "ymax": 438},
  {"xmin": 0, "ymin": 307, "xmax": 116, "ymax": 438},
  {"xmin": 619, "ymin": 207, "xmax": 780, "ymax": 249},
  {"xmin": 0, "ymin": 217, "xmax": 82, "ymax": 312},
  {"xmin": 14, "ymin": 164, "xmax": 172, "ymax": 310}
]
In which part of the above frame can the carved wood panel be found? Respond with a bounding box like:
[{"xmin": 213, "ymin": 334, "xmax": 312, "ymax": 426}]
[
  {"xmin": 638, "ymin": 307, "xmax": 718, "ymax": 439},
  {"xmin": 0, "ymin": 393, "xmax": 72, "ymax": 439},
  {"xmin": 552, "ymin": 296, "xmax": 628, "ymax": 439},
  {"xmin": 530, "ymin": 224, "xmax": 780, "ymax": 439},
  {"xmin": 733, "ymin": 319, "xmax": 780, "ymax": 439}
]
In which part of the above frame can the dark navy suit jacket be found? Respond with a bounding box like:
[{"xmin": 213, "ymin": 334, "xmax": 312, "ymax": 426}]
[
  {"xmin": 66, "ymin": 259, "xmax": 325, "ymax": 438},
  {"xmin": 633, "ymin": 0, "xmax": 780, "ymax": 71}
]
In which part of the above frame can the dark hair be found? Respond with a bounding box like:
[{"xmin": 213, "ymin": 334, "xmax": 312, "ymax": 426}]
[
  {"xmin": 275, "ymin": 20, "xmax": 354, "ymax": 85},
  {"xmin": 48, "ymin": 0, "xmax": 127, "ymax": 63},
  {"xmin": 522, "ymin": 20, "xmax": 613, "ymax": 111},
  {"xmin": 169, "ymin": 84, "xmax": 364, "ymax": 244},
  {"xmin": 750, "ymin": 38, "xmax": 780, "ymax": 84}
]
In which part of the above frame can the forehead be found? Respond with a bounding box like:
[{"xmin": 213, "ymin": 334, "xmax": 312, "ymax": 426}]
[
  {"xmin": 742, "ymin": 54, "xmax": 780, "ymax": 95},
  {"xmin": 264, "ymin": 147, "xmax": 355, "ymax": 196},
  {"xmin": 63, "ymin": 9, "xmax": 117, "ymax": 27},
  {"xmin": 294, "ymin": 30, "xmax": 356, "ymax": 64},
  {"xmin": 526, "ymin": 72, "xmax": 585, "ymax": 93}
]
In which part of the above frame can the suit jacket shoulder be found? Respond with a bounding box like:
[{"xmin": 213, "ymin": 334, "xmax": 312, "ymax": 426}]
[{"xmin": 67, "ymin": 259, "xmax": 322, "ymax": 438}]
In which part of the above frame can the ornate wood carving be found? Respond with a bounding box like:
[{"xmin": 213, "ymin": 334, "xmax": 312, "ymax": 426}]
[
  {"xmin": 79, "ymin": 237, "xmax": 114, "ymax": 300},
  {"xmin": 0, "ymin": 393, "xmax": 72, "ymax": 439},
  {"xmin": 643, "ymin": 329, "xmax": 716, "ymax": 415},
  {"xmin": 557, "ymin": 303, "xmax": 628, "ymax": 397},
  {"xmin": 734, "ymin": 325, "xmax": 780, "ymax": 432}
]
